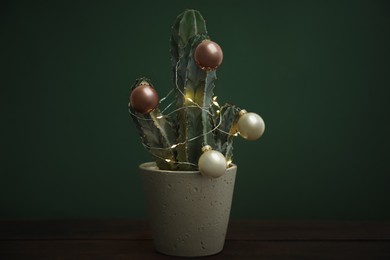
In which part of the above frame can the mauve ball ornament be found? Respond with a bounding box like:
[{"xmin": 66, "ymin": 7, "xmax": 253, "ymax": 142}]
[
  {"xmin": 194, "ymin": 40, "xmax": 223, "ymax": 71},
  {"xmin": 198, "ymin": 145, "xmax": 227, "ymax": 178},
  {"xmin": 237, "ymin": 110, "xmax": 265, "ymax": 141},
  {"xmin": 130, "ymin": 82, "xmax": 159, "ymax": 114}
]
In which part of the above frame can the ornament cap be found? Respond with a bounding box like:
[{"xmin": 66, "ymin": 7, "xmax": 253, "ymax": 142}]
[
  {"xmin": 202, "ymin": 145, "xmax": 212, "ymax": 153},
  {"xmin": 239, "ymin": 109, "xmax": 248, "ymax": 117}
]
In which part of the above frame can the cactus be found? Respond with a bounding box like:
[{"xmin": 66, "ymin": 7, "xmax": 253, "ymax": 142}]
[
  {"xmin": 129, "ymin": 10, "xmax": 257, "ymax": 171},
  {"xmin": 129, "ymin": 78, "xmax": 177, "ymax": 170}
]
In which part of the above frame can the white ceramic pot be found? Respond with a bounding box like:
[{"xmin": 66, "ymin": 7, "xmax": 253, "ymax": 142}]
[{"xmin": 139, "ymin": 162, "xmax": 237, "ymax": 257}]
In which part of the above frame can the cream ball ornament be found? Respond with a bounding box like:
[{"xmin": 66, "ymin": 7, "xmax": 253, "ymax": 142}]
[
  {"xmin": 237, "ymin": 110, "xmax": 265, "ymax": 141},
  {"xmin": 198, "ymin": 145, "xmax": 227, "ymax": 178}
]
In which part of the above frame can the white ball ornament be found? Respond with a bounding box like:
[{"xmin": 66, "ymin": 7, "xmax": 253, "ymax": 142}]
[
  {"xmin": 198, "ymin": 145, "xmax": 227, "ymax": 178},
  {"xmin": 237, "ymin": 110, "xmax": 265, "ymax": 141}
]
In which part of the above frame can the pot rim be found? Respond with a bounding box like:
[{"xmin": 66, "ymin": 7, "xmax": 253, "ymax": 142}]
[{"xmin": 139, "ymin": 161, "xmax": 237, "ymax": 174}]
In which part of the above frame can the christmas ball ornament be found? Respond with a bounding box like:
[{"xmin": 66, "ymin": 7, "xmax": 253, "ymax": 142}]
[
  {"xmin": 198, "ymin": 145, "xmax": 227, "ymax": 178},
  {"xmin": 130, "ymin": 82, "xmax": 159, "ymax": 114},
  {"xmin": 237, "ymin": 110, "xmax": 265, "ymax": 141},
  {"xmin": 194, "ymin": 40, "xmax": 223, "ymax": 71}
]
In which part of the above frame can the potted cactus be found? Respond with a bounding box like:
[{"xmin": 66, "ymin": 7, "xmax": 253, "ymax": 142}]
[{"xmin": 128, "ymin": 10, "xmax": 265, "ymax": 257}]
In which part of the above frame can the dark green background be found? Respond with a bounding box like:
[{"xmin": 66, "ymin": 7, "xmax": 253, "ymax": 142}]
[{"xmin": 1, "ymin": 0, "xmax": 389, "ymax": 220}]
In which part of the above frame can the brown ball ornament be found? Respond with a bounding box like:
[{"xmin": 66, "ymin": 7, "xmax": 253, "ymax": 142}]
[
  {"xmin": 194, "ymin": 40, "xmax": 223, "ymax": 71},
  {"xmin": 130, "ymin": 83, "xmax": 159, "ymax": 114}
]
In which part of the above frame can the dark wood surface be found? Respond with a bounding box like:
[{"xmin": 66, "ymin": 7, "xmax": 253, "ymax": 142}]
[{"xmin": 1, "ymin": 220, "xmax": 390, "ymax": 259}]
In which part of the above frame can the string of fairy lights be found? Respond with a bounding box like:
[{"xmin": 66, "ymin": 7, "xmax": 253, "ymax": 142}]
[
  {"xmin": 128, "ymin": 58, "xmax": 239, "ymax": 168},
  {"xmin": 128, "ymin": 39, "xmax": 265, "ymax": 177}
]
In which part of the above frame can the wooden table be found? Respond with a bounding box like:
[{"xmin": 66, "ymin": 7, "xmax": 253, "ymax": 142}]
[{"xmin": 1, "ymin": 220, "xmax": 390, "ymax": 259}]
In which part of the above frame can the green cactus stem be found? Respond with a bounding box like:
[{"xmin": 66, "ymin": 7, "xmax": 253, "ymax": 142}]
[
  {"xmin": 213, "ymin": 104, "xmax": 240, "ymax": 164},
  {"xmin": 129, "ymin": 78, "xmax": 177, "ymax": 170},
  {"xmin": 171, "ymin": 10, "xmax": 216, "ymax": 170}
]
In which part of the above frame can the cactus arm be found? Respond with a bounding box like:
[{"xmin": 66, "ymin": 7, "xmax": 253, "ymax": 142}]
[
  {"xmin": 213, "ymin": 104, "xmax": 240, "ymax": 164},
  {"xmin": 129, "ymin": 78, "xmax": 177, "ymax": 170},
  {"xmin": 225, "ymin": 111, "xmax": 240, "ymax": 164}
]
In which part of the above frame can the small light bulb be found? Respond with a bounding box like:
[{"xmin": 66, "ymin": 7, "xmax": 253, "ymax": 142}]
[
  {"xmin": 156, "ymin": 115, "xmax": 164, "ymax": 119},
  {"xmin": 187, "ymin": 97, "xmax": 194, "ymax": 102},
  {"xmin": 226, "ymin": 160, "xmax": 232, "ymax": 166},
  {"xmin": 212, "ymin": 96, "xmax": 218, "ymax": 101},
  {"xmin": 165, "ymin": 159, "xmax": 172, "ymax": 163},
  {"xmin": 170, "ymin": 144, "xmax": 178, "ymax": 149},
  {"xmin": 216, "ymin": 110, "xmax": 220, "ymax": 114},
  {"xmin": 212, "ymin": 101, "xmax": 220, "ymax": 107},
  {"xmin": 234, "ymin": 132, "xmax": 239, "ymax": 136}
]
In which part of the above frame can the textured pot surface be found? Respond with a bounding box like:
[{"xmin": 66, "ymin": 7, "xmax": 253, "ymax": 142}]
[{"xmin": 139, "ymin": 162, "xmax": 237, "ymax": 257}]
